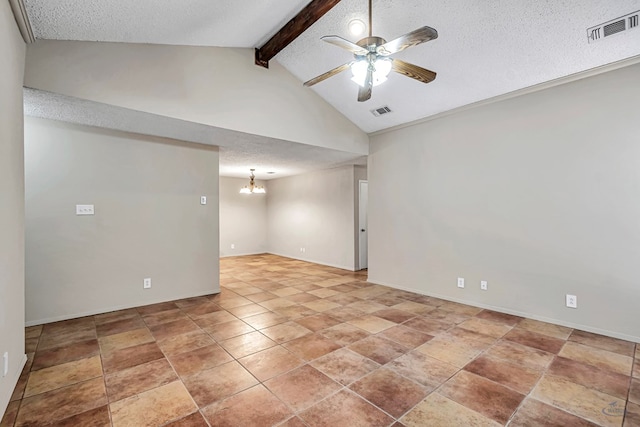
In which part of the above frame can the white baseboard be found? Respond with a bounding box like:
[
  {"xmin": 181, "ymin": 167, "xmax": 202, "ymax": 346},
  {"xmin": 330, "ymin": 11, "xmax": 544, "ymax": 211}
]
[
  {"xmin": 25, "ymin": 289, "xmax": 220, "ymax": 327},
  {"xmin": 266, "ymin": 251, "xmax": 356, "ymax": 272},
  {"xmin": 220, "ymin": 251, "xmax": 267, "ymax": 258},
  {"xmin": 0, "ymin": 353, "xmax": 27, "ymax": 420},
  {"xmin": 367, "ymin": 276, "xmax": 640, "ymax": 344}
]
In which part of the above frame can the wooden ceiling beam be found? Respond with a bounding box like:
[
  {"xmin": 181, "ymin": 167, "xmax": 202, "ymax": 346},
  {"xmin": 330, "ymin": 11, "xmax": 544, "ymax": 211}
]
[{"xmin": 255, "ymin": 0, "xmax": 342, "ymax": 68}]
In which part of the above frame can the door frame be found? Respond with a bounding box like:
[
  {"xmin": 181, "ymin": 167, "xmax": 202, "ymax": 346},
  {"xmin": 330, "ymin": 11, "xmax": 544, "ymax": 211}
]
[{"xmin": 358, "ymin": 180, "xmax": 368, "ymax": 270}]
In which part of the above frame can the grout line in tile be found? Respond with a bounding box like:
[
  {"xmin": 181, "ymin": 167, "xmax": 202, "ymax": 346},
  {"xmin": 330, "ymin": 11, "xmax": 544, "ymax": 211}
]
[
  {"xmin": 12, "ymin": 254, "xmax": 637, "ymax": 427},
  {"xmin": 624, "ymin": 343, "xmax": 638, "ymax": 425}
]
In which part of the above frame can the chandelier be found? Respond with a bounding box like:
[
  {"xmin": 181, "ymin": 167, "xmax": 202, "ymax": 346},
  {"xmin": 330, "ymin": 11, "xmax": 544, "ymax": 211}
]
[{"xmin": 239, "ymin": 169, "xmax": 266, "ymax": 194}]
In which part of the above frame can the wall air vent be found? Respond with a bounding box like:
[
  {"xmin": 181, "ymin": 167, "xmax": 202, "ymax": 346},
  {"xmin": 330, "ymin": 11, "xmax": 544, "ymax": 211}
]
[
  {"xmin": 588, "ymin": 11, "xmax": 639, "ymax": 43},
  {"xmin": 371, "ymin": 106, "xmax": 392, "ymax": 117}
]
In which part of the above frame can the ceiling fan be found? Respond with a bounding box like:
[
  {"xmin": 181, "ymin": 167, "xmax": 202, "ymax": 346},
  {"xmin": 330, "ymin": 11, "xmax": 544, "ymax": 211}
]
[{"xmin": 303, "ymin": 0, "xmax": 438, "ymax": 102}]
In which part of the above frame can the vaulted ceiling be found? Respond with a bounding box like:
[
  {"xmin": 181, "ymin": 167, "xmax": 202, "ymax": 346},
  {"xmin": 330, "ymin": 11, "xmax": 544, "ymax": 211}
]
[{"xmin": 20, "ymin": 0, "xmax": 640, "ymax": 176}]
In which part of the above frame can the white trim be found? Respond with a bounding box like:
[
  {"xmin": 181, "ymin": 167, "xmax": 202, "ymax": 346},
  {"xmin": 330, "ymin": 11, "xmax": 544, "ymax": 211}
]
[
  {"xmin": 367, "ymin": 276, "xmax": 640, "ymax": 343},
  {"xmin": 370, "ymin": 54, "xmax": 640, "ymax": 137},
  {"xmin": 8, "ymin": 0, "xmax": 35, "ymax": 43},
  {"xmin": 357, "ymin": 180, "xmax": 368, "ymax": 271},
  {"xmin": 267, "ymin": 251, "xmax": 356, "ymax": 272},
  {"xmin": 0, "ymin": 354, "xmax": 27, "ymax": 417},
  {"xmin": 25, "ymin": 290, "xmax": 219, "ymax": 327},
  {"xmin": 220, "ymin": 251, "xmax": 268, "ymax": 258}
]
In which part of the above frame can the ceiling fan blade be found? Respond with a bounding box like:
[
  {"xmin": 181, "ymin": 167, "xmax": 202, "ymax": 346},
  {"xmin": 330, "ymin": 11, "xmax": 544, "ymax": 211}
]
[
  {"xmin": 392, "ymin": 59, "xmax": 437, "ymax": 84},
  {"xmin": 357, "ymin": 67, "xmax": 373, "ymax": 102},
  {"xmin": 303, "ymin": 63, "xmax": 352, "ymax": 87},
  {"xmin": 322, "ymin": 35, "xmax": 368, "ymax": 56},
  {"xmin": 376, "ymin": 26, "xmax": 438, "ymax": 56}
]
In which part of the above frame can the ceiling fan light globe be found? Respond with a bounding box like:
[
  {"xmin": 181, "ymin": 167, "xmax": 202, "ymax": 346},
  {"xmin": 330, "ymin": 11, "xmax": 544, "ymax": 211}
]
[
  {"xmin": 350, "ymin": 57, "xmax": 392, "ymax": 87},
  {"xmin": 373, "ymin": 75, "xmax": 388, "ymax": 86},
  {"xmin": 240, "ymin": 186, "xmax": 251, "ymax": 194},
  {"xmin": 350, "ymin": 60, "xmax": 369, "ymax": 87},
  {"xmin": 374, "ymin": 57, "xmax": 392, "ymax": 78}
]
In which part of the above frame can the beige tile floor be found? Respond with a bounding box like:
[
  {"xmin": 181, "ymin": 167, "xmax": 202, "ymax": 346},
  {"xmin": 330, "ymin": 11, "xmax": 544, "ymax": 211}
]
[{"xmin": 2, "ymin": 254, "xmax": 639, "ymax": 426}]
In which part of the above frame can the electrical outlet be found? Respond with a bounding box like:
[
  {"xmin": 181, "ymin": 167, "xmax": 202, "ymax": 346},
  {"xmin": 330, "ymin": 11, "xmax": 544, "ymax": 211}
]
[
  {"xmin": 143, "ymin": 278, "xmax": 152, "ymax": 289},
  {"xmin": 231, "ymin": 244, "xmax": 235, "ymax": 249},
  {"xmin": 566, "ymin": 294, "xmax": 577, "ymax": 308},
  {"xmin": 3, "ymin": 352, "xmax": 8, "ymax": 377},
  {"xmin": 75, "ymin": 204, "xmax": 95, "ymax": 215},
  {"xmin": 457, "ymin": 277, "xmax": 465, "ymax": 288},
  {"xmin": 480, "ymin": 280, "xmax": 488, "ymax": 291},
  {"xmin": 200, "ymin": 196, "xmax": 207, "ymax": 205}
]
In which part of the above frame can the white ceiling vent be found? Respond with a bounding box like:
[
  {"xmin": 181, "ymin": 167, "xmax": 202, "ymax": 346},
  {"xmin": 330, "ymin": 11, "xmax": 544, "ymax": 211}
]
[
  {"xmin": 371, "ymin": 106, "xmax": 392, "ymax": 117},
  {"xmin": 588, "ymin": 11, "xmax": 639, "ymax": 43}
]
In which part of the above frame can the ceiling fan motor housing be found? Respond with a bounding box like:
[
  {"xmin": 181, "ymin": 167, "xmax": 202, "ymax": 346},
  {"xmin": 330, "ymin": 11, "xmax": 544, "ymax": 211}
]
[{"xmin": 356, "ymin": 36, "xmax": 387, "ymax": 52}]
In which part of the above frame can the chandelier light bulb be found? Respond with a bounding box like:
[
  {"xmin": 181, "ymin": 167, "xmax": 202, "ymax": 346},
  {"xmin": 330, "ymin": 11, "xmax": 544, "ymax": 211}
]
[{"xmin": 239, "ymin": 169, "xmax": 266, "ymax": 194}]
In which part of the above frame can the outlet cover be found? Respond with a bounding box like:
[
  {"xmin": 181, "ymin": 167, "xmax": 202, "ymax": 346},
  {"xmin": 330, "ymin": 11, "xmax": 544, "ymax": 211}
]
[
  {"xmin": 143, "ymin": 278, "xmax": 152, "ymax": 289},
  {"xmin": 480, "ymin": 280, "xmax": 488, "ymax": 290},
  {"xmin": 3, "ymin": 352, "xmax": 8, "ymax": 377},
  {"xmin": 76, "ymin": 204, "xmax": 95, "ymax": 215},
  {"xmin": 566, "ymin": 294, "xmax": 577, "ymax": 308},
  {"xmin": 457, "ymin": 277, "xmax": 465, "ymax": 288},
  {"xmin": 200, "ymin": 196, "xmax": 207, "ymax": 205}
]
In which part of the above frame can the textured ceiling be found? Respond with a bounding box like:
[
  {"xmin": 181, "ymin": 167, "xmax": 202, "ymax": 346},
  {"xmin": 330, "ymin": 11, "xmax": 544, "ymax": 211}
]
[
  {"xmin": 21, "ymin": 0, "xmax": 640, "ymax": 135},
  {"xmin": 278, "ymin": 0, "xmax": 640, "ymax": 132},
  {"xmin": 24, "ymin": 89, "xmax": 365, "ymax": 180},
  {"xmin": 23, "ymin": 0, "xmax": 310, "ymax": 47}
]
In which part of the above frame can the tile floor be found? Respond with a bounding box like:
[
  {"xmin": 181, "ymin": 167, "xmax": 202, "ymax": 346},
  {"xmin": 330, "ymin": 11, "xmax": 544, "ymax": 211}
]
[{"xmin": 2, "ymin": 254, "xmax": 639, "ymax": 427}]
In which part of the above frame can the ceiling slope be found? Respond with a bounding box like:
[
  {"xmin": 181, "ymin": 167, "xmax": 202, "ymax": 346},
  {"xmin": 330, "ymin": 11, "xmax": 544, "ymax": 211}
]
[{"xmin": 21, "ymin": 0, "xmax": 640, "ymax": 134}]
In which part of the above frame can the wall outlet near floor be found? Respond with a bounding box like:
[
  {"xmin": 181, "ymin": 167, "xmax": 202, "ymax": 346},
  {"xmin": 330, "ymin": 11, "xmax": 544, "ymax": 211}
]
[
  {"xmin": 75, "ymin": 204, "xmax": 95, "ymax": 215},
  {"xmin": 457, "ymin": 277, "xmax": 465, "ymax": 288},
  {"xmin": 480, "ymin": 280, "xmax": 488, "ymax": 291},
  {"xmin": 566, "ymin": 294, "xmax": 577, "ymax": 308},
  {"xmin": 3, "ymin": 352, "xmax": 8, "ymax": 377},
  {"xmin": 143, "ymin": 278, "xmax": 152, "ymax": 289},
  {"xmin": 200, "ymin": 196, "xmax": 207, "ymax": 205},
  {"xmin": 300, "ymin": 247, "xmax": 306, "ymax": 253},
  {"xmin": 231, "ymin": 244, "xmax": 235, "ymax": 249}
]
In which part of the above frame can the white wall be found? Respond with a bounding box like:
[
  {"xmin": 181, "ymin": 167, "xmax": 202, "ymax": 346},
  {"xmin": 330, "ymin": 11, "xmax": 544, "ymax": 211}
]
[
  {"xmin": 219, "ymin": 176, "xmax": 267, "ymax": 257},
  {"xmin": 0, "ymin": 1, "xmax": 26, "ymax": 416},
  {"xmin": 24, "ymin": 118, "xmax": 220, "ymax": 325},
  {"xmin": 369, "ymin": 62, "xmax": 640, "ymax": 342},
  {"xmin": 267, "ymin": 166, "xmax": 360, "ymax": 271},
  {"xmin": 24, "ymin": 41, "xmax": 368, "ymax": 156}
]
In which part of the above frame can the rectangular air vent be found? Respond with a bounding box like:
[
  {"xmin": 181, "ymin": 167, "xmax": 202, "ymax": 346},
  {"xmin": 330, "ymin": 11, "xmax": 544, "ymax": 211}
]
[
  {"xmin": 371, "ymin": 106, "xmax": 392, "ymax": 117},
  {"xmin": 588, "ymin": 10, "xmax": 639, "ymax": 43}
]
